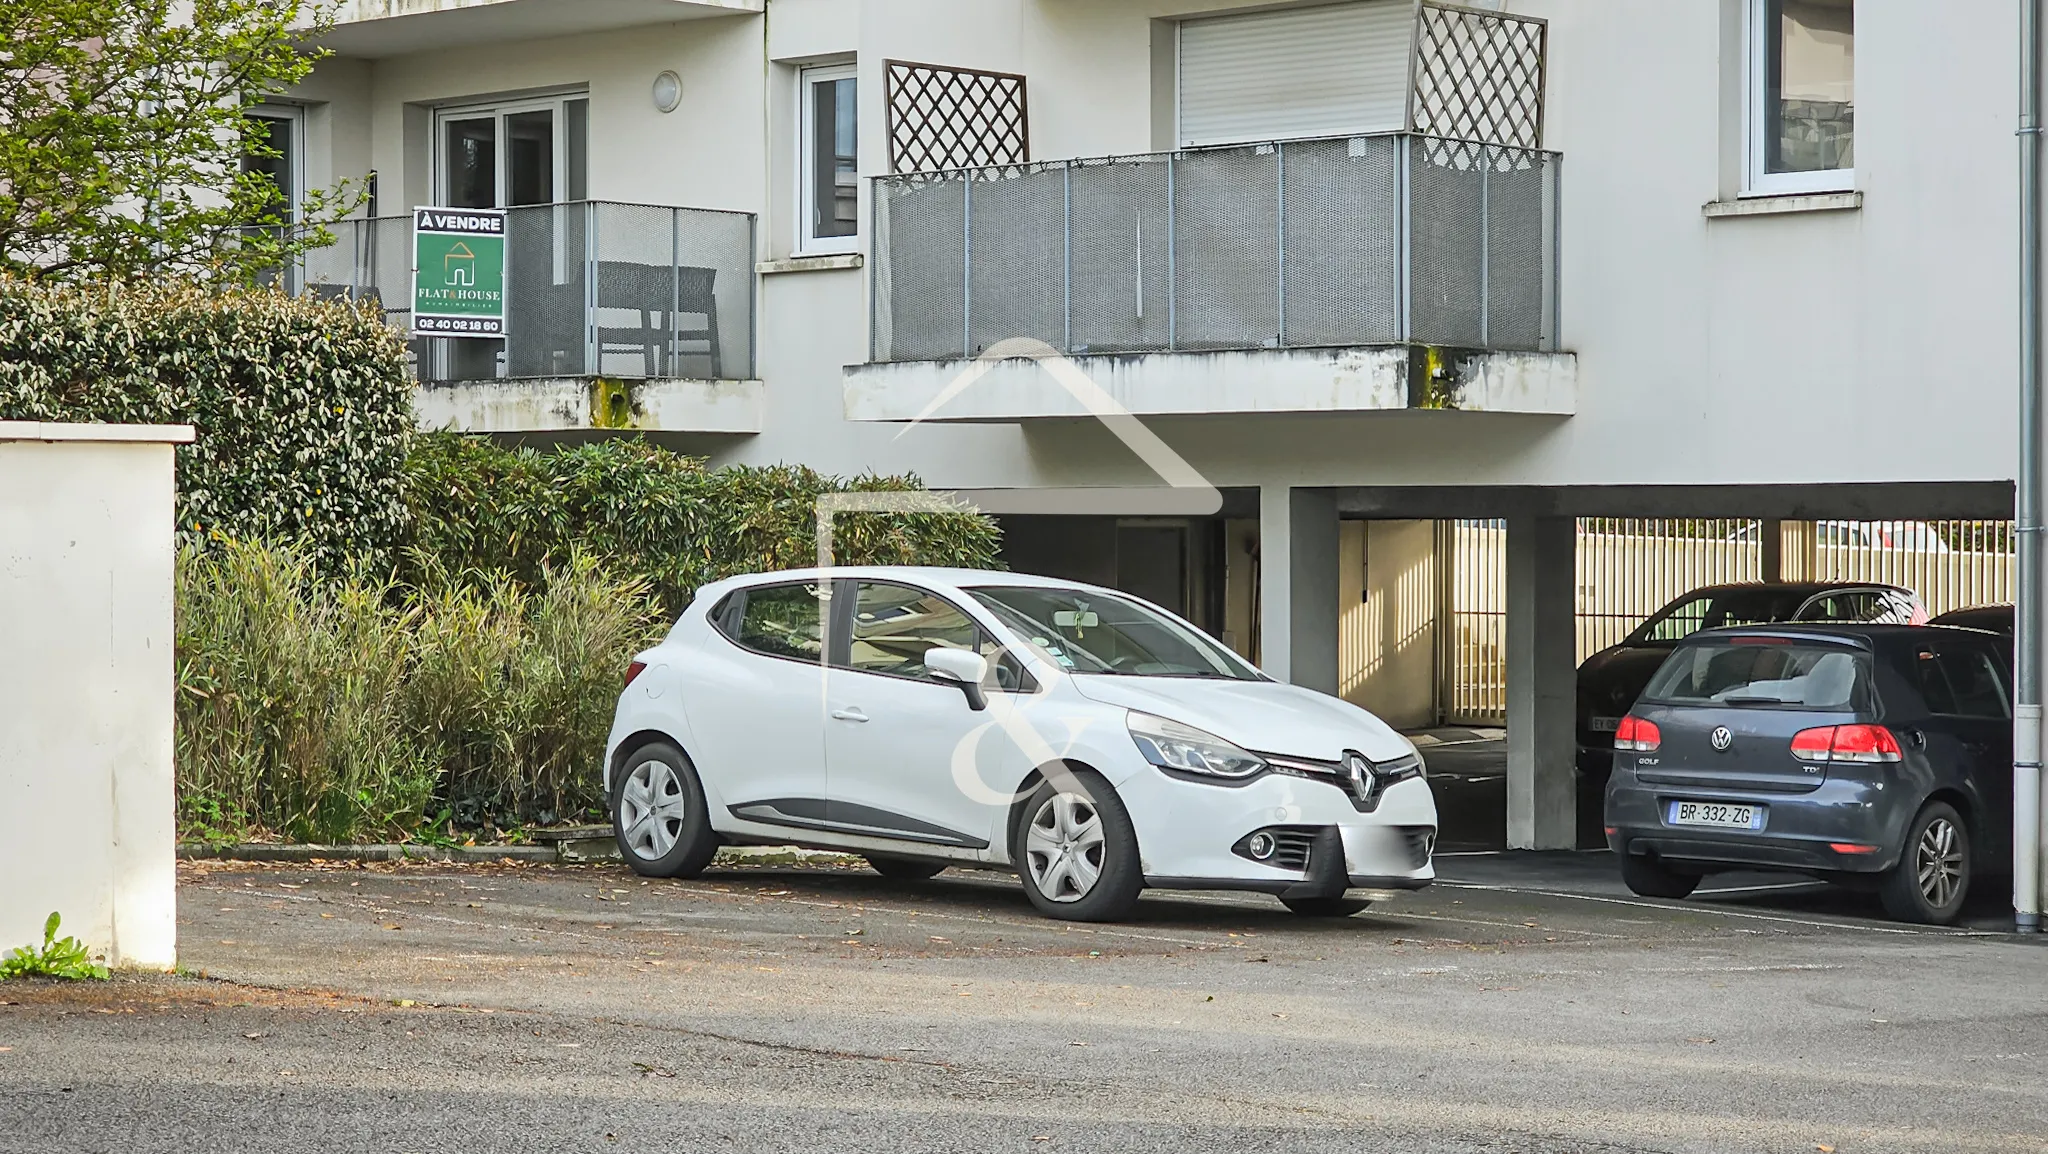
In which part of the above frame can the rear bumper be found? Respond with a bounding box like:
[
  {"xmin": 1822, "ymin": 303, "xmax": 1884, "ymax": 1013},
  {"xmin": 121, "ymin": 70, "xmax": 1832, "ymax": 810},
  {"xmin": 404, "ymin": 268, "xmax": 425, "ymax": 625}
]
[{"xmin": 1605, "ymin": 771, "xmax": 1912, "ymax": 875}]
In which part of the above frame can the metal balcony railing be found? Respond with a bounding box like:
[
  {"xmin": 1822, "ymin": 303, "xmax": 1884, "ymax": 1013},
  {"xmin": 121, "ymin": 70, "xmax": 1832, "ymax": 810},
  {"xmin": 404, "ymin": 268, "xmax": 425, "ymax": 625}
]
[
  {"xmin": 301, "ymin": 201, "xmax": 756, "ymax": 383},
  {"xmin": 870, "ymin": 133, "xmax": 1560, "ymax": 363}
]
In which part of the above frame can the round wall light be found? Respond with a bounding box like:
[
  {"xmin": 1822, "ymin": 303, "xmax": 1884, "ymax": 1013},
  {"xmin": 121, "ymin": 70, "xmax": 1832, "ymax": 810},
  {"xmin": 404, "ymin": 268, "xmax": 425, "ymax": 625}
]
[{"xmin": 652, "ymin": 70, "xmax": 683, "ymax": 114}]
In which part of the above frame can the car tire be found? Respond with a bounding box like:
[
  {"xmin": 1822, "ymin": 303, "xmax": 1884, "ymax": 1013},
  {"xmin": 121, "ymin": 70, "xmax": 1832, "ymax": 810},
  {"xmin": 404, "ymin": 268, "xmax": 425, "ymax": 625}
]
[
  {"xmin": 1012, "ymin": 767, "xmax": 1143, "ymax": 923},
  {"xmin": 1878, "ymin": 801, "xmax": 1971, "ymax": 925},
  {"xmin": 1278, "ymin": 896, "xmax": 1371, "ymax": 917},
  {"xmin": 1619, "ymin": 853, "xmax": 1700, "ymax": 899},
  {"xmin": 611, "ymin": 741, "xmax": 718, "ymax": 879},
  {"xmin": 866, "ymin": 856, "xmax": 947, "ymax": 881}
]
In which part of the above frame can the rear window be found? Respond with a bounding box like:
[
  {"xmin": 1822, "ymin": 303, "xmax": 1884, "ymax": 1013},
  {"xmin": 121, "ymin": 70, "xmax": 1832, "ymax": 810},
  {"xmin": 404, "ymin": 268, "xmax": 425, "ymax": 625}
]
[{"xmin": 1642, "ymin": 640, "xmax": 1871, "ymax": 710}]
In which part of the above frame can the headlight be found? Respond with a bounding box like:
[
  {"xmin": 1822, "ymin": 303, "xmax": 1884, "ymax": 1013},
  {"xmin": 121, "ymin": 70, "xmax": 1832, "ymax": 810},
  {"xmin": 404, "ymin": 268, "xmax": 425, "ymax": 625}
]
[{"xmin": 1127, "ymin": 712, "xmax": 1267, "ymax": 780}]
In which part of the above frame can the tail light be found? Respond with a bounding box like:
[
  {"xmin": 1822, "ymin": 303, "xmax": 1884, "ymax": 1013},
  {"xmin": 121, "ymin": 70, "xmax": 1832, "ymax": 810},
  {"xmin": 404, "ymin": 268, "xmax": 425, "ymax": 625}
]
[
  {"xmin": 1614, "ymin": 714, "xmax": 1661, "ymax": 752},
  {"xmin": 624, "ymin": 661, "xmax": 648, "ymax": 688},
  {"xmin": 1790, "ymin": 724, "xmax": 1901, "ymax": 764}
]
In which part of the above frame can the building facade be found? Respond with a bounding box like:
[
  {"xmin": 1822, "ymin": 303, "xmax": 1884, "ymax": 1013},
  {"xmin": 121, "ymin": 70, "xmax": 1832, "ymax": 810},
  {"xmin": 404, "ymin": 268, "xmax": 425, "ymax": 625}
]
[{"xmin": 282, "ymin": 0, "xmax": 2022, "ymax": 851}]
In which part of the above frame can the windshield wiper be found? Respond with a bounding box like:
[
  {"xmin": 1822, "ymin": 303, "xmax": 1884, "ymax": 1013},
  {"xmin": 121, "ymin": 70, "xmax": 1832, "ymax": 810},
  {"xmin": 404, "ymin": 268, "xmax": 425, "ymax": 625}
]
[{"xmin": 1716, "ymin": 695, "xmax": 1792, "ymax": 706}]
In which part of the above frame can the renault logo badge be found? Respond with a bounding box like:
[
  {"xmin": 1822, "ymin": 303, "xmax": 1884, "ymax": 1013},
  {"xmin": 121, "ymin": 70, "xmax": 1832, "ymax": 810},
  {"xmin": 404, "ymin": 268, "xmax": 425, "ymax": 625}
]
[
  {"xmin": 1344, "ymin": 751, "xmax": 1377, "ymax": 802},
  {"xmin": 1710, "ymin": 726, "xmax": 1734, "ymax": 751}
]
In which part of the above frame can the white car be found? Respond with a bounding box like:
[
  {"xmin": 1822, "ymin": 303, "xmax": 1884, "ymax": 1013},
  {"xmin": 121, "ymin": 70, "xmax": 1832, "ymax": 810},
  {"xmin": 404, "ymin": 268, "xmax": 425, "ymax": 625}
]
[{"xmin": 604, "ymin": 567, "xmax": 1437, "ymax": 922}]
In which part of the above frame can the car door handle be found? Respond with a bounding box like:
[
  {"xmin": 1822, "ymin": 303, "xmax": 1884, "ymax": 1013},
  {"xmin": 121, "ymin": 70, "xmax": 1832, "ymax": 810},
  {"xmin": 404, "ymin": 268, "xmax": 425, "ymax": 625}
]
[{"xmin": 830, "ymin": 707, "xmax": 869, "ymax": 723}]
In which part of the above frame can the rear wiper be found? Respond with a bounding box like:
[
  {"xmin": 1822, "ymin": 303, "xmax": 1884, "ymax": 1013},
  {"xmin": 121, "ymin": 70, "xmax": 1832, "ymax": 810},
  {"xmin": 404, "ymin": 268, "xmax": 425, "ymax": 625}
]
[{"xmin": 1717, "ymin": 695, "xmax": 1789, "ymax": 706}]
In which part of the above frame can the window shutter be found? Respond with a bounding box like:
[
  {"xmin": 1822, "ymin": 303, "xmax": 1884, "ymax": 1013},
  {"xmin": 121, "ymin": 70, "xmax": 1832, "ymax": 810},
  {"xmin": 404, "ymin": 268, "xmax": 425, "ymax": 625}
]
[{"xmin": 1177, "ymin": 1, "xmax": 1415, "ymax": 147}]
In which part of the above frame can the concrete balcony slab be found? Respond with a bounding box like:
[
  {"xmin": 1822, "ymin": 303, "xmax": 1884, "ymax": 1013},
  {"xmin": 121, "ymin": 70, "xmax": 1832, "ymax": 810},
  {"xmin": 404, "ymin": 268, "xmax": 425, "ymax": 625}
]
[
  {"xmin": 317, "ymin": 0, "xmax": 761, "ymax": 58},
  {"xmin": 842, "ymin": 346, "xmax": 1575, "ymax": 423},
  {"xmin": 416, "ymin": 376, "xmax": 763, "ymax": 434}
]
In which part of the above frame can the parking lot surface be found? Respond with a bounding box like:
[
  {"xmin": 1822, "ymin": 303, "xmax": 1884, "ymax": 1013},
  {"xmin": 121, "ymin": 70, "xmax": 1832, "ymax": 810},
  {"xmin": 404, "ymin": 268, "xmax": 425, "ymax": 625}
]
[{"xmin": 5, "ymin": 852, "xmax": 2046, "ymax": 1154}]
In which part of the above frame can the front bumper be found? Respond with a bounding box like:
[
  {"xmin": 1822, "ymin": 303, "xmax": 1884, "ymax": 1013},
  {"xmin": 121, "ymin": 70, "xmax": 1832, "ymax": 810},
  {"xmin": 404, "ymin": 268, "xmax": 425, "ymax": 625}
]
[
  {"xmin": 1117, "ymin": 768, "xmax": 1438, "ymax": 897},
  {"xmin": 1605, "ymin": 769, "xmax": 1910, "ymax": 875}
]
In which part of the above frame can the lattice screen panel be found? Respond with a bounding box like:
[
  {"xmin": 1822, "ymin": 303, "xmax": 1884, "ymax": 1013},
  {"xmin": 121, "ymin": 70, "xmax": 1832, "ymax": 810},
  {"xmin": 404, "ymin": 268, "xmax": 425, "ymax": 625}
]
[
  {"xmin": 886, "ymin": 60, "xmax": 1029, "ymax": 173},
  {"xmin": 1409, "ymin": 2, "xmax": 1548, "ymax": 150}
]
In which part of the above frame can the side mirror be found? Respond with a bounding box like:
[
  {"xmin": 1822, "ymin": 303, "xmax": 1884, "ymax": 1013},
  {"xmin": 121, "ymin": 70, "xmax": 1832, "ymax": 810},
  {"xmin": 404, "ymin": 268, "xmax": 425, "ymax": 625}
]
[{"xmin": 924, "ymin": 647, "xmax": 989, "ymax": 711}]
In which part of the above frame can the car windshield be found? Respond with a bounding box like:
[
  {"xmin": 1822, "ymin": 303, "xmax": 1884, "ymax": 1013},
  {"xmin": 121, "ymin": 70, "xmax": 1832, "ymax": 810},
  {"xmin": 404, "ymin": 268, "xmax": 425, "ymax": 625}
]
[
  {"xmin": 1642, "ymin": 640, "xmax": 1872, "ymax": 710},
  {"xmin": 966, "ymin": 586, "xmax": 1264, "ymax": 680},
  {"xmin": 1630, "ymin": 588, "xmax": 1819, "ymax": 644}
]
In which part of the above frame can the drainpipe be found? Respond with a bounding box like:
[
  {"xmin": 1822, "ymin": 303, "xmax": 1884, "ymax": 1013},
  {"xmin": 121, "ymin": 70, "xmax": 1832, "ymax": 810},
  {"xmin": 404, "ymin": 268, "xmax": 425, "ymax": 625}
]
[{"xmin": 2017, "ymin": 0, "xmax": 2044, "ymax": 934}]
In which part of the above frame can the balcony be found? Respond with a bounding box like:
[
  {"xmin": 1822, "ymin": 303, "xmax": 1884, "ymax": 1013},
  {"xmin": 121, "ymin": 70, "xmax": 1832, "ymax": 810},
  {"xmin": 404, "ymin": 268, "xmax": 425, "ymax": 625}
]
[
  {"xmin": 304, "ymin": 200, "xmax": 760, "ymax": 434},
  {"xmin": 314, "ymin": 0, "xmax": 762, "ymax": 58},
  {"xmin": 848, "ymin": 133, "xmax": 1573, "ymax": 423}
]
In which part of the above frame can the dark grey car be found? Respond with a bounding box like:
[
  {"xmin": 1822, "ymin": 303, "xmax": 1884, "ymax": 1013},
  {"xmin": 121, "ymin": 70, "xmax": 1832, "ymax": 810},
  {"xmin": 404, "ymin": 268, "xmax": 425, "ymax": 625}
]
[{"xmin": 1604, "ymin": 624, "xmax": 2012, "ymax": 924}]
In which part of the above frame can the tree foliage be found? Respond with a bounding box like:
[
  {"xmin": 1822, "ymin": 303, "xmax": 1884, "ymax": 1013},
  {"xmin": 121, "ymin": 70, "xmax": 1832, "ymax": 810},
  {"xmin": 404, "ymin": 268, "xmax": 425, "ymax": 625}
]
[{"xmin": 0, "ymin": 0, "xmax": 355, "ymax": 283}]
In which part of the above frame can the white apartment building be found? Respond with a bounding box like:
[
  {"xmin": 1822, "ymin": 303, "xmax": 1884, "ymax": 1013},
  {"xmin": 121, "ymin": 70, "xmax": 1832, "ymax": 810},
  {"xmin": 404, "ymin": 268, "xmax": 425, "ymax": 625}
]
[{"xmin": 280, "ymin": 0, "xmax": 2021, "ymax": 853}]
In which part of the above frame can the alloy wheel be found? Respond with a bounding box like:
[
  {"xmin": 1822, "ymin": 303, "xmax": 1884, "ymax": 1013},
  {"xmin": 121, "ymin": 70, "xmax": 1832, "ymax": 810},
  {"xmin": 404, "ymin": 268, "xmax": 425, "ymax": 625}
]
[
  {"xmin": 619, "ymin": 759, "xmax": 687, "ymax": 861},
  {"xmin": 1914, "ymin": 816, "xmax": 1965, "ymax": 909},
  {"xmin": 1024, "ymin": 792, "xmax": 1106, "ymax": 903}
]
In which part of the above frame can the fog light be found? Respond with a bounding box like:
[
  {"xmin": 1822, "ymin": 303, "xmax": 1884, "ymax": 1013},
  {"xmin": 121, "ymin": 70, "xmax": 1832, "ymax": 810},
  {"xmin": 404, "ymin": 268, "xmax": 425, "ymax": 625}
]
[{"xmin": 1246, "ymin": 831, "xmax": 1277, "ymax": 860}]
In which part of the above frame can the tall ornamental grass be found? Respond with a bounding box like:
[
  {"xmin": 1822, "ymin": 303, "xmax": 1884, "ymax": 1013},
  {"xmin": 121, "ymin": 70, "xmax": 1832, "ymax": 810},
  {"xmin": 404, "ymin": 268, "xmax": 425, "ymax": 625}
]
[{"xmin": 176, "ymin": 540, "xmax": 662, "ymax": 843}]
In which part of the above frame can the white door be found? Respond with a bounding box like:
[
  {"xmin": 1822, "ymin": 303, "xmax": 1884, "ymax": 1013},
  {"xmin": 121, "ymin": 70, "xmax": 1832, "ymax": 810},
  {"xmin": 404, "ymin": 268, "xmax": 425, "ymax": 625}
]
[
  {"xmin": 685, "ymin": 581, "xmax": 832, "ymax": 826},
  {"xmin": 823, "ymin": 580, "xmax": 1031, "ymax": 853},
  {"xmin": 1177, "ymin": 0, "xmax": 1414, "ymax": 147}
]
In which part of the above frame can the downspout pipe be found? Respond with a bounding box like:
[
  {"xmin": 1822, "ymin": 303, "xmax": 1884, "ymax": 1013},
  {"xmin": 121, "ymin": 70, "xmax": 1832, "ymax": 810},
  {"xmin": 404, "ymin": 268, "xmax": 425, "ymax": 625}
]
[{"xmin": 2016, "ymin": 0, "xmax": 2044, "ymax": 934}]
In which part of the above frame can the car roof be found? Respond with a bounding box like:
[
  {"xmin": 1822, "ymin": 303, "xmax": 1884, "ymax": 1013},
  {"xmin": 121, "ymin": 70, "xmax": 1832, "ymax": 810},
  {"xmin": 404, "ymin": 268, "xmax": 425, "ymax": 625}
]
[
  {"xmin": 1676, "ymin": 581, "xmax": 1914, "ymax": 597},
  {"xmin": 694, "ymin": 566, "xmax": 1122, "ymax": 601},
  {"xmin": 1686, "ymin": 622, "xmax": 1994, "ymax": 646}
]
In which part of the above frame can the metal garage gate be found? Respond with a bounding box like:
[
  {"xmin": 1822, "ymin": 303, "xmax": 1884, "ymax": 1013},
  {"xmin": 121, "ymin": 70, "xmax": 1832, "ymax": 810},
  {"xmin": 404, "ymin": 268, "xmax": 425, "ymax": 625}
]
[{"xmin": 1439, "ymin": 519, "xmax": 2016, "ymax": 725}]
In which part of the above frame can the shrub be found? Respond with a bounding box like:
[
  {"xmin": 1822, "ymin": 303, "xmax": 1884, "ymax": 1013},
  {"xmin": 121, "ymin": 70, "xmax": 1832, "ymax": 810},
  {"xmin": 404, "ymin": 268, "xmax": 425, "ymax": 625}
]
[
  {"xmin": 176, "ymin": 539, "xmax": 665, "ymax": 841},
  {"xmin": 403, "ymin": 431, "xmax": 1004, "ymax": 615},
  {"xmin": 0, "ymin": 278, "xmax": 414, "ymax": 569}
]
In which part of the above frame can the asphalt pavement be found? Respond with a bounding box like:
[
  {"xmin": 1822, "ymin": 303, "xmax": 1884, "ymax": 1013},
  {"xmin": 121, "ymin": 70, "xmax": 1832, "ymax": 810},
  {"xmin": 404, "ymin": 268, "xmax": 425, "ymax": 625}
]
[{"xmin": 5, "ymin": 851, "xmax": 2046, "ymax": 1154}]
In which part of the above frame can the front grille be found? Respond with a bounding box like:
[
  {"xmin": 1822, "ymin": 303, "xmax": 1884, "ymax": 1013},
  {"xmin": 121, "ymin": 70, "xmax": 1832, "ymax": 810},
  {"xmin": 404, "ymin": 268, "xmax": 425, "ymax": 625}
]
[
  {"xmin": 1398, "ymin": 826, "xmax": 1437, "ymax": 869},
  {"xmin": 1269, "ymin": 828, "xmax": 1318, "ymax": 871}
]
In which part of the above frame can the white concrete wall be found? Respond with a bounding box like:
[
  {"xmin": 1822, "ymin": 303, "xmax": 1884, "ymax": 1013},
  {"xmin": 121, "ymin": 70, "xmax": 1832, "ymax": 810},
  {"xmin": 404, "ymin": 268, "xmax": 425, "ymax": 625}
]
[
  {"xmin": 294, "ymin": 0, "xmax": 2029, "ymax": 505},
  {"xmin": 0, "ymin": 423, "xmax": 190, "ymax": 971}
]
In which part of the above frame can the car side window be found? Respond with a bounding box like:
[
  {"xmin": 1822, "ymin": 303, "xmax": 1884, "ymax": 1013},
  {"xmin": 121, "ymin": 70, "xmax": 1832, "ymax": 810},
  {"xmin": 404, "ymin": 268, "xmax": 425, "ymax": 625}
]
[
  {"xmin": 847, "ymin": 581, "xmax": 1033, "ymax": 690},
  {"xmin": 731, "ymin": 582, "xmax": 828, "ymax": 661},
  {"xmin": 1641, "ymin": 597, "xmax": 1711, "ymax": 642},
  {"xmin": 1931, "ymin": 646, "xmax": 2010, "ymax": 719}
]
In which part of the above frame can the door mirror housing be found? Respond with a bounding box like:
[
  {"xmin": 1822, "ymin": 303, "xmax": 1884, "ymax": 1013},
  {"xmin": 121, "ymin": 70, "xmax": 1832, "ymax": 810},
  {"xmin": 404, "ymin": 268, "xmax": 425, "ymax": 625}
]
[{"xmin": 925, "ymin": 647, "xmax": 989, "ymax": 711}]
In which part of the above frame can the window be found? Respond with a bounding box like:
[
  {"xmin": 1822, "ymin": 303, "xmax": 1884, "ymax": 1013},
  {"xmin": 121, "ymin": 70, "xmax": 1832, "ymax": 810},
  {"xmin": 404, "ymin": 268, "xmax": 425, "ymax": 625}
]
[
  {"xmin": 241, "ymin": 105, "xmax": 304, "ymax": 290},
  {"xmin": 1916, "ymin": 647, "xmax": 2010, "ymax": 719},
  {"xmin": 435, "ymin": 94, "xmax": 589, "ymax": 209},
  {"xmin": 730, "ymin": 583, "xmax": 828, "ymax": 662},
  {"xmin": 1643, "ymin": 641, "xmax": 1869, "ymax": 710},
  {"xmin": 967, "ymin": 586, "xmax": 1264, "ymax": 681},
  {"xmin": 1631, "ymin": 588, "xmax": 1811, "ymax": 644},
  {"xmin": 844, "ymin": 582, "xmax": 1029, "ymax": 690},
  {"xmin": 1748, "ymin": 0, "xmax": 1854, "ymax": 195},
  {"xmin": 800, "ymin": 64, "xmax": 859, "ymax": 252}
]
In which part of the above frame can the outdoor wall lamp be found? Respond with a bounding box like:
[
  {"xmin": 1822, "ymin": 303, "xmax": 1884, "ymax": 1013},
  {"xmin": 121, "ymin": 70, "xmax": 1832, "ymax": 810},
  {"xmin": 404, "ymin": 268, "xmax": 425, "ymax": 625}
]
[{"xmin": 652, "ymin": 71, "xmax": 683, "ymax": 114}]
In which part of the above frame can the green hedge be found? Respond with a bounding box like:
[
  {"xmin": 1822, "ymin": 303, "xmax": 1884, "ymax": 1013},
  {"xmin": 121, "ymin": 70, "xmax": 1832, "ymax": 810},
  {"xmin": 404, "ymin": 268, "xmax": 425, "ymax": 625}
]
[
  {"xmin": 403, "ymin": 431, "xmax": 1004, "ymax": 616},
  {"xmin": 0, "ymin": 278, "xmax": 414, "ymax": 567}
]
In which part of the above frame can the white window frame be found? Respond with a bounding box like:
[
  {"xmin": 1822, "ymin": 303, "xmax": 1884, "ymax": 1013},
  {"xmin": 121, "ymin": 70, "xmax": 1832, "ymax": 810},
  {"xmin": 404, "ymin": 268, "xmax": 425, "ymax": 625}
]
[
  {"xmin": 798, "ymin": 63, "xmax": 860, "ymax": 255},
  {"xmin": 1745, "ymin": 0, "xmax": 1855, "ymax": 197},
  {"xmin": 432, "ymin": 91, "xmax": 588, "ymax": 209},
  {"xmin": 247, "ymin": 103, "xmax": 306, "ymax": 221}
]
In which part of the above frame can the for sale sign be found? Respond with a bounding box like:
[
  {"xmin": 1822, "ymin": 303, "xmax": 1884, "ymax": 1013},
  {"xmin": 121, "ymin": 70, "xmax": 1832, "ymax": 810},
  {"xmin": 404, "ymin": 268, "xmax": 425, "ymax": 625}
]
[{"xmin": 413, "ymin": 207, "xmax": 506, "ymax": 337}]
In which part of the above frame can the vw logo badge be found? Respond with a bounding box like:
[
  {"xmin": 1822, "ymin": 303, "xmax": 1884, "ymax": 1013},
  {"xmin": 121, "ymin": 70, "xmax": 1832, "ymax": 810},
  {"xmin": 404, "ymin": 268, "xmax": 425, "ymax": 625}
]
[
  {"xmin": 1710, "ymin": 726, "xmax": 1734, "ymax": 751},
  {"xmin": 1344, "ymin": 751, "xmax": 1377, "ymax": 803}
]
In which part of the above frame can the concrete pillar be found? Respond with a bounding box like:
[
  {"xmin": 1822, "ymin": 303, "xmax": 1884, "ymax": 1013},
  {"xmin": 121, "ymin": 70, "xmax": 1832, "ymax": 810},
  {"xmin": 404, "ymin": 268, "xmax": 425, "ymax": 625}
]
[
  {"xmin": 1258, "ymin": 486, "xmax": 1339, "ymax": 693},
  {"xmin": 1506, "ymin": 514, "xmax": 1577, "ymax": 850}
]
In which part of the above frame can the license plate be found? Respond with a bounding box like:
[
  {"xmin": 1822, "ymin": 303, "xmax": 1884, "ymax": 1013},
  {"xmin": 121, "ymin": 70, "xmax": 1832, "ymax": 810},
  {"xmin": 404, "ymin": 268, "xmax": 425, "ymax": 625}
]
[
  {"xmin": 1590, "ymin": 715, "xmax": 1621, "ymax": 734},
  {"xmin": 1668, "ymin": 800, "xmax": 1761, "ymax": 830}
]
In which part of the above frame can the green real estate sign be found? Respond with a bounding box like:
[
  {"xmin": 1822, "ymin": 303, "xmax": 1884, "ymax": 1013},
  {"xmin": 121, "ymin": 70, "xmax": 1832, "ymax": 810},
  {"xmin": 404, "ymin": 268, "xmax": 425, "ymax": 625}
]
[{"xmin": 413, "ymin": 207, "xmax": 507, "ymax": 337}]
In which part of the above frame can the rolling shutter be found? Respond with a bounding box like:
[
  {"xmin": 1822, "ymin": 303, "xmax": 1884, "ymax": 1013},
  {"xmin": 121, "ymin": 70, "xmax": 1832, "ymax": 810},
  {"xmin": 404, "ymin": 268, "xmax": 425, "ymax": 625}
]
[{"xmin": 1176, "ymin": 1, "xmax": 1416, "ymax": 147}]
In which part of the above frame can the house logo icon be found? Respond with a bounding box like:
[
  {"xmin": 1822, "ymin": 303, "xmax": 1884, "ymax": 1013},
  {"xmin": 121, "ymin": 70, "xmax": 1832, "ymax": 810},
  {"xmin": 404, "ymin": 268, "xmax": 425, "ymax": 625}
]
[{"xmin": 444, "ymin": 241, "xmax": 476, "ymax": 287}]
